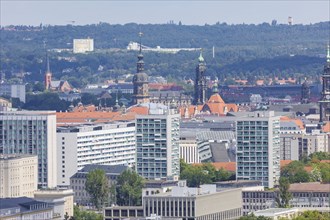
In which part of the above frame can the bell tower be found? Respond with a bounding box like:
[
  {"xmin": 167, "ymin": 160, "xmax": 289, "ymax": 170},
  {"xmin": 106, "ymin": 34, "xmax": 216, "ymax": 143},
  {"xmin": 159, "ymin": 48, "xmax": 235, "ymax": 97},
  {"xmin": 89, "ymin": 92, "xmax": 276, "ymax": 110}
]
[
  {"xmin": 193, "ymin": 50, "xmax": 207, "ymax": 105},
  {"xmin": 319, "ymin": 45, "xmax": 330, "ymax": 123},
  {"xmin": 132, "ymin": 32, "xmax": 149, "ymax": 104}
]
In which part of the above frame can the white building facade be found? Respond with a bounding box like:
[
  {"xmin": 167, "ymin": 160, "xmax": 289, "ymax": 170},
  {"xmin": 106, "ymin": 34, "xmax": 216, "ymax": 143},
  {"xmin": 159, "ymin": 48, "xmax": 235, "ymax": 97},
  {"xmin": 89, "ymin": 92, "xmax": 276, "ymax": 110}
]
[
  {"xmin": 56, "ymin": 122, "xmax": 136, "ymax": 186},
  {"xmin": 0, "ymin": 154, "xmax": 38, "ymax": 198},
  {"xmin": 73, "ymin": 38, "xmax": 94, "ymax": 53},
  {"xmin": 136, "ymin": 107, "xmax": 180, "ymax": 180},
  {"xmin": 0, "ymin": 111, "xmax": 57, "ymax": 188},
  {"xmin": 236, "ymin": 111, "xmax": 280, "ymax": 188}
]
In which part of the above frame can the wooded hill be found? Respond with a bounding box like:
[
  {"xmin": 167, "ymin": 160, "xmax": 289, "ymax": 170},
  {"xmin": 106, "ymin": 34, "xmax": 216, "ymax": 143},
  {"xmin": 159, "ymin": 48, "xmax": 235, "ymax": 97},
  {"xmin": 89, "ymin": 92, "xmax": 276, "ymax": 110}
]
[{"xmin": 1, "ymin": 22, "xmax": 329, "ymax": 87}]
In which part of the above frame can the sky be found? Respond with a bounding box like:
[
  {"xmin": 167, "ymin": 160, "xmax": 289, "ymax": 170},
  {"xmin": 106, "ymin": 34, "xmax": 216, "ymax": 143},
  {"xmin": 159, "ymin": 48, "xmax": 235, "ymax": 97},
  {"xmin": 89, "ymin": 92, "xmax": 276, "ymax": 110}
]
[{"xmin": 0, "ymin": 0, "xmax": 329, "ymax": 26}]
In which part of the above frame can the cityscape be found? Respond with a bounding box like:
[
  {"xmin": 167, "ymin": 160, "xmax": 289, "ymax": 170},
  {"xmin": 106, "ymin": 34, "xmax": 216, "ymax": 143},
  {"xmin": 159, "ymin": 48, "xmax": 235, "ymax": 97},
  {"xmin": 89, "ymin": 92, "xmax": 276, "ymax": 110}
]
[{"xmin": 0, "ymin": 1, "xmax": 330, "ymax": 220}]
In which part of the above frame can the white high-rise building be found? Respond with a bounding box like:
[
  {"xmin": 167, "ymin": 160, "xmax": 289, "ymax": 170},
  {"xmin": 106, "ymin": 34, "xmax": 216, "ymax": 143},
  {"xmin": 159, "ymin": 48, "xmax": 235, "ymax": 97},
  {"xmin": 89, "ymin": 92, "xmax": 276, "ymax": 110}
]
[
  {"xmin": 136, "ymin": 104, "xmax": 180, "ymax": 180},
  {"xmin": 0, "ymin": 111, "xmax": 57, "ymax": 188},
  {"xmin": 236, "ymin": 111, "xmax": 280, "ymax": 188},
  {"xmin": 56, "ymin": 122, "xmax": 136, "ymax": 186}
]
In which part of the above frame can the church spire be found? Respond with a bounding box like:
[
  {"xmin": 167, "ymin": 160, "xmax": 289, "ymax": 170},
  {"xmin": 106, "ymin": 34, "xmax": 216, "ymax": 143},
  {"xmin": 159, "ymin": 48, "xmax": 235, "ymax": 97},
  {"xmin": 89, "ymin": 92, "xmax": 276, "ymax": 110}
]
[
  {"xmin": 137, "ymin": 32, "xmax": 144, "ymax": 73},
  {"xmin": 46, "ymin": 51, "xmax": 51, "ymax": 73}
]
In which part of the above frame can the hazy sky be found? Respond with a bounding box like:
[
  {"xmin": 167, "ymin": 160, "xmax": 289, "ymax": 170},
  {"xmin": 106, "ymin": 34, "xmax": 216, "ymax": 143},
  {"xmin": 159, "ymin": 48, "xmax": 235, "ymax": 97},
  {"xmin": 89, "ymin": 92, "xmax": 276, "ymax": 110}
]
[{"xmin": 1, "ymin": 0, "xmax": 329, "ymax": 26}]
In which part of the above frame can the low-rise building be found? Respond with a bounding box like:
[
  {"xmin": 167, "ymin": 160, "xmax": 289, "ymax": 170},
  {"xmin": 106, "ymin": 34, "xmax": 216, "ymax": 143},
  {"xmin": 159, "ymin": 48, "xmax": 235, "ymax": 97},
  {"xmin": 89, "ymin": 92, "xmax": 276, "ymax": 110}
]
[
  {"xmin": 242, "ymin": 182, "xmax": 330, "ymax": 215},
  {"xmin": 70, "ymin": 164, "xmax": 129, "ymax": 205},
  {"xmin": 34, "ymin": 188, "xmax": 74, "ymax": 219},
  {"xmin": 0, "ymin": 154, "xmax": 38, "ymax": 198},
  {"xmin": 0, "ymin": 197, "xmax": 54, "ymax": 220},
  {"xmin": 143, "ymin": 181, "xmax": 242, "ymax": 220},
  {"xmin": 104, "ymin": 206, "xmax": 144, "ymax": 220},
  {"xmin": 142, "ymin": 180, "xmax": 178, "ymax": 197},
  {"xmin": 253, "ymin": 208, "xmax": 299, "ymax": 220}
]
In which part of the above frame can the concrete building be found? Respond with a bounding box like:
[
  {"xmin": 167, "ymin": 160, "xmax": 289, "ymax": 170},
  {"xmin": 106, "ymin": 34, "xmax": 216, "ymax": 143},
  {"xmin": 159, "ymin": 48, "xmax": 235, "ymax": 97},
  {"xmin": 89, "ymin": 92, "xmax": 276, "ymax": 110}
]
[
  {"xmin": 142, "ymin": 180, "xmax": 179, "ymax": 197},
  {"xmin": 253, "ymin": 208, "xmax": 299, "ymax": 220},
  {"xmin": 143, "ymin": 181, "xmax": 242, "ymax": 220},
  {"xmin": 0, "ymin": 154, "xmax": 38, "ymax": 198},
  {"xmin": 242, "ymin": 182, "xmax": 330, "ymax": 215},
  {"xmin": 136, "ymin": 104, "xmax": 180, "ymax": 180},
  {"xmin": 70, "ymin": 164, "xmax": 129, "ymax": 205},
  {"xmin": 104, "ymin": 206, "xmax": 144, "ymax": 220},
  {"xmin": 0, "ymin": 83, "xmax": 26, "ymax": 103},
  {"xmin": 73, "ymin": 38, "xmax": 94, "ymax": 53},
  {"xmin": 289, "ymin": 182, "xmax": 330, "ymax": 208},
  {"xmin": 56, "ymin": 122, "xmax": 135, "ymax": 185},
  {"xmin": 0, "ymin": 111, "xmax": 57, "ymax": 188},
  {"xmin": 280, "ymin": 131, "xmax": 328, "ymax": 160},
  {"xmin": 236, "ymin": 111, "xmax": 281, "ymax": 188},
  {"xmin": 0, "ymin": 197, "xmax": 54, "ymax": 220},
  {"xmin": 179, "ymin": 130, "xmax": 199, "ymax": 164},
  {"xmin": 34, "ymin": 188, "xmax": 74, "ymax": 219},
  {"xmin": 197, "ymin": 131, "xmax": 236, "ymax": 163}
]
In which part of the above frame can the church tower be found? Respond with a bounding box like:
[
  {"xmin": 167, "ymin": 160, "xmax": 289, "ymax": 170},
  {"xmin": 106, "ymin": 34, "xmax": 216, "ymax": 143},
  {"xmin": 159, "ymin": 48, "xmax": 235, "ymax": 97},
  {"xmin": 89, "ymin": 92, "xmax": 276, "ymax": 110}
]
[
  {"xmin": 132, "ymin": 32, "xmax": 149, "ymax": 105},
  {"xmin": 319, "ymin": 45, "xmax": 330, "ymax": 123},
  {"xmin": 301, "ymin": 78, "xmax": 310, "ymax": 104},
  {"xmin": 44, "ymin": 52, "xmax": 52, "ymax": 90},
  {"xmin": 193, "ymin": 50, "xmax": 207, "ymax": 105}
]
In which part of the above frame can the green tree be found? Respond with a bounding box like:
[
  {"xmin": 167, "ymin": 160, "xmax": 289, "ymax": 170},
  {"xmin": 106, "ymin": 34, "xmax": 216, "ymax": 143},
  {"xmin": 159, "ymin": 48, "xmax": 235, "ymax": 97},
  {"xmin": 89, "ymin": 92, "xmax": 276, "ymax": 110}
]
[
  {"xmin": 71, "ymin": 205, "xmax": 103, "ymax": 220},
  {"xmin": 85, "ymin": 169, "xmax": 110, "ymax": 210},
  {"xmin": 292, "ymin": 210, "xmax": 330, "ymax": 220},
  {"xmin": 281, "ymin": 161, "xmax": 310, "ymax": 183},
  {"xmin": 238, "ymin": 213, "xmax": 271, "ymax": 220},
  {"xmin": 309, "ymin": 165, "xmax": 322, "ymax": 182},
  {"xmin": 116, "ymin": 169, "xmax": 145, "ymax": 206},
  {"xmin": 275, "ymin": 177, "xmax": 292, "ymax": 208}
]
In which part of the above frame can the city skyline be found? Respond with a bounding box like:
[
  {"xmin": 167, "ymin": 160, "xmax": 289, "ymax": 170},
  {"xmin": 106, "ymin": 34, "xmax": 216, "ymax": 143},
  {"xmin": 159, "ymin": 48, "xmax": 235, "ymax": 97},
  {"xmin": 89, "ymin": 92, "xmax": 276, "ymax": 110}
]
[{"xmin": 1, "ymin": 0, "xmax": 329, "ymax": 26}]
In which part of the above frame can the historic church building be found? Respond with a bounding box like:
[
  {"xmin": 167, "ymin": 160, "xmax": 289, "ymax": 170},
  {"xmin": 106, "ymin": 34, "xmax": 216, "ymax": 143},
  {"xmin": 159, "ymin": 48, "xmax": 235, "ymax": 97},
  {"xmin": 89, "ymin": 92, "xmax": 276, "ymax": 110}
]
[
  {"xmin": 180, "ymin": 52, "xmax": 238, "ymax": 118},
  {"xmin": 132, "ymin": 33, "xmax": 150, "ymax": 105}
]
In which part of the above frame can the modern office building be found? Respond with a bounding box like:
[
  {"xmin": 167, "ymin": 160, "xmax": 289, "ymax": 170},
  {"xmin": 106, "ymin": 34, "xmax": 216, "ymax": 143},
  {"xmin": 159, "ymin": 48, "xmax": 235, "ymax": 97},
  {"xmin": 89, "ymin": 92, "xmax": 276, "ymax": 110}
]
[
  {"xmin": 0, "ymin": 154, "xmax": 38, "ymax": 198},
  {"xmin": 236, "ymin": 111, "xmax": 281, "ymax": 188},
  {"xmin": 143, "ymin": 181, "xmax": 242, "ymax": 220},
  {"xmin": 34, "ymin": 188, "xmax": 74, "ymax": 219},
  {"xmin": 70, "ymin": 164, "xmax": 129, "ymax": 205},
  {"xmin": 0, "ymin": 83, "xmax": 26, "ymax": 103},
  {"xmin": 136, "ymin": 104, "xmax": 180, "ymax": 180},
  {"xmin": 56, "ymin": 122, "xmax": 136, "ymax": 186},
  {"xmin": 0, "ymin": 111, "xmax": 57, "ymax": 188}
]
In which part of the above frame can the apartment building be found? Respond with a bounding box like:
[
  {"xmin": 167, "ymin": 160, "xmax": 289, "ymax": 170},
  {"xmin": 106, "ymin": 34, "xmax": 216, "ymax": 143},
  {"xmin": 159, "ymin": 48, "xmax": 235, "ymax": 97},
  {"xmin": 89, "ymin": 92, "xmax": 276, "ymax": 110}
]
[
  {"xmin": 136, "ymin": 105, "xmax": 180, "ymax": 180},
  {"xmin": 236, "ymin": 111, "xmax": 281, "ymax": 188},
  {"xmin": 56, "ymin": 122, "xmax": 135, "ymax": 185},
  {"xmin": 0, "ymin": 111, "xmax": 57, "ymax": 188}
]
